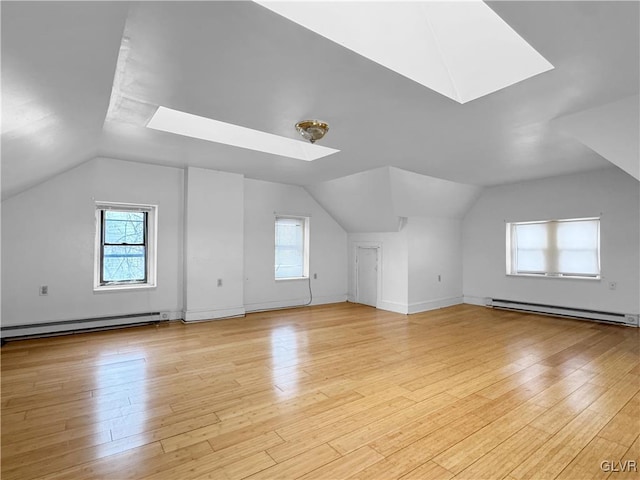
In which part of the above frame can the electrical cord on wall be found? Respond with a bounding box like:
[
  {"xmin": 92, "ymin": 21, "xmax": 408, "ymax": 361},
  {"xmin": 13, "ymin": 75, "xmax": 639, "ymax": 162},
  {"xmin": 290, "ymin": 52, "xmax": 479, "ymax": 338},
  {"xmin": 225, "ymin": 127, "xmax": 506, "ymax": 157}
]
[{"xmin": 304, "ymin": 275, "xmax": 313, "ymax": 306}]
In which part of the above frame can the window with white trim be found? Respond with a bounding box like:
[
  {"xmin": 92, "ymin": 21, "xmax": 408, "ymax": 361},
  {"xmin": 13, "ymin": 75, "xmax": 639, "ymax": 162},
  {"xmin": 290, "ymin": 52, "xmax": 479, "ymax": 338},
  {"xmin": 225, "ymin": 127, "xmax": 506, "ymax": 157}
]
[
  {"xmin": 94, "ymin": 202, "xmax": 158, "ymax": 290},
  {"xmin": 274, "ymin": 216, "xmax": 309, "ymax": 279},
  {"xmin": 506, "ymin": 217, "xmax": 600, "ymax": 279}
]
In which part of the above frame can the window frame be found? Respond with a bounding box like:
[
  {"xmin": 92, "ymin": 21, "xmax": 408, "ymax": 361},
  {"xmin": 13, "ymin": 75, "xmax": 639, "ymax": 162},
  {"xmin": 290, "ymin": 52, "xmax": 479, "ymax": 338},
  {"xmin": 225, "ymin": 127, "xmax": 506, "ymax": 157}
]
[
  {"xmin": 94, "ymin": 202, "xmax": 158, "ymax": 292},
  {"xmin": 506, "ymin": 217, "xmax": 601, "ymax": 280},
  {"xmin": 274, "ymin": 215, "xmax": 310, "ymax": 281}
]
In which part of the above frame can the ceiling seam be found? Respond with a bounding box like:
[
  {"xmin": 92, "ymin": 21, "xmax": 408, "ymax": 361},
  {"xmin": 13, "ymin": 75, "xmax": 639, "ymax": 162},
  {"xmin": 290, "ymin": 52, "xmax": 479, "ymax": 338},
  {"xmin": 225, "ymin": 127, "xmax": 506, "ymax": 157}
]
[{"xmin": 419, "ymin": 4, "xmax": 462, "ymax": 104}]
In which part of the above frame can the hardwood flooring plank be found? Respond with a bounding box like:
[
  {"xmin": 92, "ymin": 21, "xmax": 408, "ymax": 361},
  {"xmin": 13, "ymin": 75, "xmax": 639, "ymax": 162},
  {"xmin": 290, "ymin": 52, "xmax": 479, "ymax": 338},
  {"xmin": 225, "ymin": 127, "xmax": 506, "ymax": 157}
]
[
  {"xmin": 432, "ymin": 402, "xmax": 547, "ymax": 474},
  {"xmin": 399, "ymin": 461, "xmax": 455, "ymax": 480},
  {"xmin": 509, "ymin": 408, "xmax": 612, "ymax": 479},
  {"xmin": 452, "ymin": 425, "xmax": 551, "ymax": 480},
  {"xmin": 245, "ymin": 443, "xmax": 340, "ymax": 480},
  {"xmin": 297, "ymin": 446, "xmax": 383, "ymax": 480},
  {"xmin": 555, "ymin": 436, "xmax": 628, "ymax": 480},
  {"xmin": 2, "ymin": 303, "xmax": 637, "ymax": 480}
]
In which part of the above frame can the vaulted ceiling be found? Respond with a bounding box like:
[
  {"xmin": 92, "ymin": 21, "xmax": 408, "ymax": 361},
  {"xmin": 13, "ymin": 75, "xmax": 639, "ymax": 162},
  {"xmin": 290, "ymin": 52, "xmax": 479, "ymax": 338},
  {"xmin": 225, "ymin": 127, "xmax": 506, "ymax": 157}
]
[{"xmin": 2, "ymin": 1, "xmax": 639, "ymax": 201}]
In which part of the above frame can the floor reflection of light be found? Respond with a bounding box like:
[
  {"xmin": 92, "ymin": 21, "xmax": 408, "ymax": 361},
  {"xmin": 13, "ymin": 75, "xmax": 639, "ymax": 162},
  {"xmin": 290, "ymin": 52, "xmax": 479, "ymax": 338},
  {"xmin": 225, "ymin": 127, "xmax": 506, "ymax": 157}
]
[
  {"xmin": 270, "ymin": 326, "xmax": 300, "ymax": 398},
  {"xmin": 95, "ymin": 351, "xmax": 148, "ymax": 456}
]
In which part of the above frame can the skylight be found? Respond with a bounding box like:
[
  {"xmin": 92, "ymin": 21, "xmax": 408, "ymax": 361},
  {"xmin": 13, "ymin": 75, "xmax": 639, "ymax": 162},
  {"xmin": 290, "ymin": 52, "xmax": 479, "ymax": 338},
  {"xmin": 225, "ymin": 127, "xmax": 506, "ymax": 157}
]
[
  {"xmin": 255, "ymin": 0, "xmax": 554, "ymax": 104},
  {"xmin": 146, "ymin": 106, "xmax": 340, "ymax": 161}
]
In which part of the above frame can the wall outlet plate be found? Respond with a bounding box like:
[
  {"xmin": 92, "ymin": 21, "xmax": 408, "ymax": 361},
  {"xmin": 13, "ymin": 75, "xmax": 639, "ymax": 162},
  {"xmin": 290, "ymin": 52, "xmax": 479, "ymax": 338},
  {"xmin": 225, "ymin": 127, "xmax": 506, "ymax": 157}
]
[{"xmin": 39, "ymin": 285, "xmax": 48, "ymax": 296}]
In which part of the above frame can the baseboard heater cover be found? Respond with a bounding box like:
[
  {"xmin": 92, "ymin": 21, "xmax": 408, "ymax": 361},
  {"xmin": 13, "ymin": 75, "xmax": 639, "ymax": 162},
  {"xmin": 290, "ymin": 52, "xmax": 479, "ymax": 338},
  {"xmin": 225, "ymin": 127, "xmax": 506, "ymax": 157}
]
[
  {"xmin": 487, "ymin": 299, "xmax": 639, "ymax": 327},
  {"xmin": 1, "ymin": 312, "xmax": 166, "ymax": 340}
]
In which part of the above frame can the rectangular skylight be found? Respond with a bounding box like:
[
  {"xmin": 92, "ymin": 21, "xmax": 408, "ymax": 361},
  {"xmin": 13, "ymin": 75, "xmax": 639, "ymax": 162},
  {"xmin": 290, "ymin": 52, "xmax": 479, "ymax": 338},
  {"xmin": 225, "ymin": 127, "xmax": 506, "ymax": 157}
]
[
  {"xmin": 256, "ymin": 0, "xmax": 553, "ymax": 104},
  {"xmin": 146, "ymin": 106, "xmax": 339, "ymax": 161}
]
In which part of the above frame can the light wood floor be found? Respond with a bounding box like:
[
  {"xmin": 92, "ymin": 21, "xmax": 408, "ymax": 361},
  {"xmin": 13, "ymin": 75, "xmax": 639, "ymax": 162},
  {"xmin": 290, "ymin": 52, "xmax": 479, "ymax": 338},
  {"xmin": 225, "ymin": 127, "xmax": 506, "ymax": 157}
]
[{"xmin": 1, "ymin": 303, "xmax": 639, "ymax": 480}]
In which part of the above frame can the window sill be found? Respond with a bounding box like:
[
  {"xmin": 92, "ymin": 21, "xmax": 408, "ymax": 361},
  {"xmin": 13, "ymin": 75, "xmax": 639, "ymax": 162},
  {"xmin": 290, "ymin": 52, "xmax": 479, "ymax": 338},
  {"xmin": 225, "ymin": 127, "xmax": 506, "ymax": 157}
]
[
  {"xmin": 275, "ymin": 277, "xmax": 309, "ymax": 282},
  {"xmin": 94, "ymin": 283, "xmax": 157, "ymax": 293},
  {"xmin": 506, "ymin": 274, "xmax": 600, "ymax": 281}
]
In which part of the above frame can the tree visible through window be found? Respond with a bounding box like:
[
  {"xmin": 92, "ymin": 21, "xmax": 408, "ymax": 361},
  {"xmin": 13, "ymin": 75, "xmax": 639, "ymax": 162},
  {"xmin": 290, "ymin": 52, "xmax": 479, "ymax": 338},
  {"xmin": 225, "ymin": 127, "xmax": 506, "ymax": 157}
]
[
  {"xmin": 94, "ymin": 202, "xmax": 157, "ymax": 290},
  {"xmin": 101, "ymin": 210, "xmax": 147, "ymax": 284}
]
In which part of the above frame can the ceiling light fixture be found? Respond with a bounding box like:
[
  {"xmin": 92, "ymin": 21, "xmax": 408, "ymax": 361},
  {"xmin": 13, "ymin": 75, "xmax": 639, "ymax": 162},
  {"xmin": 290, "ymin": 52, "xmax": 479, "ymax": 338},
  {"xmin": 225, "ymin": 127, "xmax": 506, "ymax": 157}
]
[{"xmin": 295, "ymin": 120, "xmax": 329, "ymax": 144}]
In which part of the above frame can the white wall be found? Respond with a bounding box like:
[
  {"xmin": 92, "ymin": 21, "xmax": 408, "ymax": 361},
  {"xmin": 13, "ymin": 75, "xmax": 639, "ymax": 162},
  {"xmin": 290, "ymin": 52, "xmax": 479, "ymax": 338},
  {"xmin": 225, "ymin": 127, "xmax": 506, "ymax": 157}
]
[
  {"xmin": 463, "ymin": 167, "xmax": 640, "ymax": 315},
  {"xmin": 348, "ymin": 218, "xmax": 464, "ymax": 315},
  {"xmin": 553, "ymin": 95, "xmax": 639, "ymax": 181},
  {"xmin": 389, "ymin": 167, "xmax": 483, "ymax": 218},
  {"xmin": 183, "ymin": 167, "xmax": 245, "ymax": 321},
  {"xmin": 243, "ymin": 178, "xmax": 347, "ymax": 311},
  {"xmin": 1, "ymin": 159, "xmax": 350, "ymax": 332},
  {"xmin": 348, "ymin": 231, "xmax": 408, "ymax": 313},
  {"xmin": 1, "ymin": 157, "xmax": 184, "ymax": 326},
  {"xmin": 305, "ymin": 167, "xmax": 401, "ymax": 233},
  {"xmin": 407, "ymin": 217, "xmax": 463, "ymax": 313}
]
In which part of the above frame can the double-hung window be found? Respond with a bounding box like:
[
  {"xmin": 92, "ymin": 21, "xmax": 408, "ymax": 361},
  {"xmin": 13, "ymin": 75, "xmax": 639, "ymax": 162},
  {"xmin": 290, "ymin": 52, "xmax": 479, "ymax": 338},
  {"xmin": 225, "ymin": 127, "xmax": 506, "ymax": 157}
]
[
  {"xmin": 274, "ymin": 216, "xmax": 309, "ymax": 279},
  {"xmin": 507, "ymin": 217, "xmax": 600, "ymax": 279},
  {"xmin": 94, "ymin": 202, "xmax": 157, "ymax": 290}
]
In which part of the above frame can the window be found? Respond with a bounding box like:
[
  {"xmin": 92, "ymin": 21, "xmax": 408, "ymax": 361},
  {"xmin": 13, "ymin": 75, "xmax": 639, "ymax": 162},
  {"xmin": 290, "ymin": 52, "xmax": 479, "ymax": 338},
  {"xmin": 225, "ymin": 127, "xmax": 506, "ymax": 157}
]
[
  {"xmin": 507, "ymin": 217, "xmax": 600, "ymax": 279},
  {"xmin": 94, "ymin": 202, "xmax": 157, "ymax": 290},
  {"xmin": 275, "ymin": 216, "xmax": 309, "ymax": 279}
]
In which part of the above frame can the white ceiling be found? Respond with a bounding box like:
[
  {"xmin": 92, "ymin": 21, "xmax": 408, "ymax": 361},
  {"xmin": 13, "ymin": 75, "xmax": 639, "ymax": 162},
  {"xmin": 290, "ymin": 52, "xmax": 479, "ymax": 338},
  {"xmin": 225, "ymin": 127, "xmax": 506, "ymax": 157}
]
[
  {"xmin": 2, "ymin": 1, "xmax": 639, "ymax": 200},
  {"xmin": 553, "ymin": 95, "xmax": 639, "ymax": 181}
]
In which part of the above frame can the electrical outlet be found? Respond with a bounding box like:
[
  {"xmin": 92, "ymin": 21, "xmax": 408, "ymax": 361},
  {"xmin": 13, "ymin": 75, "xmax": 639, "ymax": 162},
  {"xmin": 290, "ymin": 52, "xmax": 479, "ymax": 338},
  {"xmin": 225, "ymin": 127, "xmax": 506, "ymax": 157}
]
[
  {"xmin": 438, "ymin": 275, "xmax": 441, "ymax": 282},
  {"xmin": 160, "ymin": 312, "xmax": 170, "ymax": 320},
  {"xmin": 217, "ymin": 278, "xmax": 223, "ymax": 287},
  {"xmin": 313, "ymin": 273, "xmax": 317, "ymax": 279},
  {"xmin": 609, "ymin": 282, "xmax": 617, "ymax": 290},
  {"xmin": 39, "ymin": 285, "xmax": 48, "ymax": 296}
]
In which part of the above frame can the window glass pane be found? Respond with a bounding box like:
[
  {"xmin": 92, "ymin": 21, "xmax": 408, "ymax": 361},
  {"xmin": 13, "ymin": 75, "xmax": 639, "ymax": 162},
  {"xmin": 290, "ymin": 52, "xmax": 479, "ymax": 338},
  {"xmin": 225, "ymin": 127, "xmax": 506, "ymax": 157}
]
[
  {"xmin": 275, "ymin": 218, "xmax": 304, "ymax": 278},
  {"xmin": 509, "ymin": 218, "xmax": 600, "ymax": 277},
  {"xmin": 104, "ymin": 211, "xmax": 145, "ymax": 245},
  {"xmin": 515, "ymin": 223, "xmax": 548, "ymax": 248},
  {"xmin": 516, "ymin": 250, "xmax": 546, "ymax": 273},
  {"xmin": 558, "ymin": 251, "xmax": 599, "ymax": 275},
  {"xmin": 103, "ymin": 245, "xmax": 146, "ymax": 282},
  {"xmin": 557, "ymin": 220, "xmax": 598, "ymax": 249}
]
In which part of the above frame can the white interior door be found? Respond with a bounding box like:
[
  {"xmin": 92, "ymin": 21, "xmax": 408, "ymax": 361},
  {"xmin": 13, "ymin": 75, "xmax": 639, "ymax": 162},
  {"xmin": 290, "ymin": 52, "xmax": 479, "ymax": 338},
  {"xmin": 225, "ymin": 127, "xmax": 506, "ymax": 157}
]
[{"xmin": 356, "ymin": 247, "xmax": 378, "ymax": 307}]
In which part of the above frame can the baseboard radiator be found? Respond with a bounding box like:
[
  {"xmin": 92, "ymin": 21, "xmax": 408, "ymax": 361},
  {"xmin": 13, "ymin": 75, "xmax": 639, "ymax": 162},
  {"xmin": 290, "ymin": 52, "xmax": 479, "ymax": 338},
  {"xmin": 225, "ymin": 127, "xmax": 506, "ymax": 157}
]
[
  {"xmin": 487, "ymin": 298, "xmax": 639, "ymax": 327},
  {"xmin": 1, "ymin": 312, "xmax": 167, "ymax": 341}
]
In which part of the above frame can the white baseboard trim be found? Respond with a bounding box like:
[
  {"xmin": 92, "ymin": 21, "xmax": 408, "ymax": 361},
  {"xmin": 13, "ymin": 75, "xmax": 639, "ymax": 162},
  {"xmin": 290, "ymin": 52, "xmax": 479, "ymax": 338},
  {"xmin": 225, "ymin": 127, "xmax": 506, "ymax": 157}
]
[
  {"xmin": 245, "ymin": 294, "xmax": 347, "ymax": 313},
  {"xmin": 463, "ymin": 295, "xmax": 491, "ymax": 306},
  {"xmin": 408, "ymin": 296, "xmax": 463, "ymax": 314},
  {"xmin": 183, "ymin": 306, "xmax": 246, "ymax": 322},
  {"xmin": 377, "ymin": 300, "xmax": 409, "ymax": 315}
]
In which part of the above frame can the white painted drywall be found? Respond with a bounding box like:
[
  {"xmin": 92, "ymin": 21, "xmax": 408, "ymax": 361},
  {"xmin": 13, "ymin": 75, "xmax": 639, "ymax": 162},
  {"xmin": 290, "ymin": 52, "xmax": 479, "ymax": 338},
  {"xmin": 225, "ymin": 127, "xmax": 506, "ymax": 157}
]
[
  {"xmin": 1, "ymin": 158, "xmax": 184, "ymax": 325},
  {"xmin": 305, "ymin": 167, "xmax": 401, "ymax": 233},
  {"xmin": 243, "ymin": 179, "xmax": 347, "ymax": 311},
  {"xmin": 183, "ymin": 167, "xmax": 245, "ymax": 320},
  {"xmin": 553, "ymin": 95, "xmax": 640, "ymax": 181},
  {"xmin": 407, "ymin": 217, "xmax": 463, "ymax": 313},
  {"xmin": 389, "ymin": 167, "xmax": 483, "ymax": 218},
  {"xmin": 463, "ymin": 168, "xmax": 640, "ymax": 315},
  {"xmin": 348, "ymin": 231, "xmax": 408, "ymax": 313}
]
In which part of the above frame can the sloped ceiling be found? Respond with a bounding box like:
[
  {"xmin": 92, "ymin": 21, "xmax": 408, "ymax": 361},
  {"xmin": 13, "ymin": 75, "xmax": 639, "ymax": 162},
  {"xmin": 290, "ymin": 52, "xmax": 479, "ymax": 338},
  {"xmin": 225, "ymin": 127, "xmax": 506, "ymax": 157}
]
[
  {"xmin": 305, "ymin": 167, "xmax": 400, "ymax": 233},
  {"xmin": 1, "ymin": 1, "xmax": 638, "ymax": 202},
  {"xmin": 552, "ymin": 95, "xmax": 639, "ymax": 181},
  {"xmin": 389, "ymin": 167, "xmax": 483, "ymax": 218},
  {"xmin": 305, "ymin": 167, "xmax": 482, "ymax": 233},
  {"xmin": 1, "ymin": 2, "xmax": 129, "ymax": 199}
]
